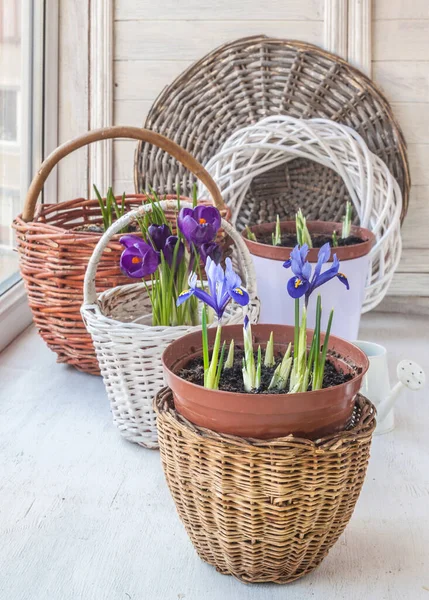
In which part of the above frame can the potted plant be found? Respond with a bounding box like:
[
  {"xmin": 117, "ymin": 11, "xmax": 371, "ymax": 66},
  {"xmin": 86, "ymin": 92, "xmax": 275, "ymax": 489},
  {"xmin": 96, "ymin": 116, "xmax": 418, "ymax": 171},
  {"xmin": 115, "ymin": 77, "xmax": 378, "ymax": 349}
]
[
  {"xmin": 162, "ymin": 243, "xmax": 369, "ymax": 440},
  {"xmin": 242, "ymin": 204, "xmax": 375, "ymax": 340}
]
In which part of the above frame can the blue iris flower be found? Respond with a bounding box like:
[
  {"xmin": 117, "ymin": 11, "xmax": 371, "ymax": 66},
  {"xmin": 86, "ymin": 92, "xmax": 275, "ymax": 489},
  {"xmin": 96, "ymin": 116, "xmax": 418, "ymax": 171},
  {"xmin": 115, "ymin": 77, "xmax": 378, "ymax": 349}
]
[
  {"xmin": 283, "ymin": 242, "xmax": 349, "ymax": 304},
  {"xmin": 177, "ymin": 257, "xmax": 250, "ymax": 320}
]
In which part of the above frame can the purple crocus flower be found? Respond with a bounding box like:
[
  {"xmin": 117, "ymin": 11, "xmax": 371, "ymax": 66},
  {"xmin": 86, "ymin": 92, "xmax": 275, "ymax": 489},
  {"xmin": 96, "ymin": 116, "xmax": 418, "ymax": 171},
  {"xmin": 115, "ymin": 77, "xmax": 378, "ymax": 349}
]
[
  {"xmin": 162, "ymin": 235, "xmax": 184, "ymax": 269},
  {"xmin": 200, "ymin": 241, "xmax": 222, "ymax": 265},
  {"xmin": 147, "ymin": 224, "xmax": 185, "ymax": 270},
  {"xmin": 148, "ymin": 224, "xmax": 171, "ymax": 252},
  {"xmin": 177, "ymin": 257, "xmax": 249, "ymax": 320},
  {"xmin": 177, "ymin": 205, "xmax": 221, "ymax": 247},
  {"xmin": 119, "ymin": 235, "xmax": 160, "ymax": 278},
  {"xmin": 283, "ymin": 242, "xmax": 349, "ymax": 304}
]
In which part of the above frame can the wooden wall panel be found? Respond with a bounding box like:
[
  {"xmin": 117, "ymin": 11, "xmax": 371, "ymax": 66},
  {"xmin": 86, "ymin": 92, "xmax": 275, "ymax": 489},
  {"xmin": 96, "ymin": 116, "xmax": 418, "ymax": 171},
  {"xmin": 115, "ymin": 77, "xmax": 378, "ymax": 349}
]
[
  {"xmin": 372, "ymin": 2, "xmax": 429, "ymax": 310},
  {"xmin": 57, "ymin": 0, "xmax": 89, "ymax": 200}
]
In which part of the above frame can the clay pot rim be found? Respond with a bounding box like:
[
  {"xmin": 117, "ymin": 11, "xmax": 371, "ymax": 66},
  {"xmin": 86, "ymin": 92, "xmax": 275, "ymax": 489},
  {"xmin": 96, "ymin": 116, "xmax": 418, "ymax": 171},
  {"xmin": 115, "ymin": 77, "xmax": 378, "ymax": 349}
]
[
  {"xmin": 242, "ymin": 220, "xmax": 375, "ymax": 262},
  {"xmin": 162, "ymin": 323, "xmax": 369, "ymax": 404}
]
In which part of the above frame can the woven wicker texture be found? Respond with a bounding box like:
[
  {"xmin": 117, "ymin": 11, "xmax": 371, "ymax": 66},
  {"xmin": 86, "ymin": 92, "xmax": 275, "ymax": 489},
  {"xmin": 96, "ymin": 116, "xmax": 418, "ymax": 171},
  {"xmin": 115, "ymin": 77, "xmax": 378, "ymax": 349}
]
[
  {"xmin": 155, "ymin": 388, "xmax": 376, "ymax": 584},
  {"xmin": 136, "ymin": 36, "xmax": 410, "ymax": 224},
  {"xmin": 201, "ymin": 116, "xmax": 403, "ymax": 312},
  {"xmin": 81, "ymin": 201, "xmax": 260, "ymax": 449},
  {"xmin": 12, "ymin": 126, "xmax": 226, "ymax": 375}
]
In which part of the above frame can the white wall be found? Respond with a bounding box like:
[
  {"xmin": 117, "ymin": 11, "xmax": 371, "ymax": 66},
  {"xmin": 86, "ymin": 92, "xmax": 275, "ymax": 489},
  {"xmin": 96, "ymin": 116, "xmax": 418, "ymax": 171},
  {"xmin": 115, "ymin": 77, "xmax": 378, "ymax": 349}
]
[{"xmin": 372, "ymin": 0, "xmax": 429, "ymax": 308}]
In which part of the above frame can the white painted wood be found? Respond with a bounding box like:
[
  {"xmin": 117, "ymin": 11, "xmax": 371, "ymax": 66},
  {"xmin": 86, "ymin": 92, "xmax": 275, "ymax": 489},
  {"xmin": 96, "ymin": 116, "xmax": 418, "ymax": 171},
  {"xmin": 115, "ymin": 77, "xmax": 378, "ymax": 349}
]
[
  {"xmin": 398, "ymin": 249, "xmax": 429, "ymax": 273},
  {"xmin": 89, "ymin": 0, "xmax": 113, "ymax": 194},
  {"xmin": 0, "ymin": 282, "xmax": 32, "ymax": 352},
  {"xmin": 373, "ymin": 62, "xmax": 429, "ymax": 104},
  {"xmin": 373, "ymin": 20, "xmax": 429, "ymax": 61},
  {"xmin": 374, "ymin": 0, "xmax": 429, "ymax": 20},
  {"xmin": 114, "ymin": 20, "xmax": 323, "ymax": 61},
  {"xmin": 57, "ymin": 0, "xmax": 89, "ymax": 200},
  {"xmin": 401, "ymin": 187, "xmax": 429, "ymax": 249},
  {"xmin": 347, "ymin": 0, "xmax": 371, "ymax": 75},
  {"xmin": 1, "ymin": 314, "xmax": 429, "ymax": 598},
  {"xmin": 323, "ymin": 0, "xmax": 348, "ymax": 57},
  {"xmin": 115, "ymin": 0, "xmax": 324, "ymax": 21},
  {"xmin": 407, "ymin": 146, "xmax": 429, "ymax": 186},
  {"xmin": 377, "ymin": 295, "xmax": 429, "ymax": 315},
  {"xmin": 113, "ymin": 140, "xmax": 135, "ymax": 183},
  {"xmin": 391, "ymin": 103, "xmax": 429, "ymax": 144},
  {"xmin": 43, "ymin": 0, "xmax": 59, "ymax": 205},
  {"xmin": 388, "ymin": 273, "xmax": 429, "ymax": 297},
  {"xmin": 113, "ymin": 100, "xmax": 152, "ymax": 127},
  {"xmin": 114, "ymin": 60, "xmax": 192, "ymax": 101},
  {"xmin": 111, "ymin": 179, "xmax": 135, "ymax": 194},
  {"xmin": 371, "ymin": 0, "xmax": 429, "ymax": 310}
]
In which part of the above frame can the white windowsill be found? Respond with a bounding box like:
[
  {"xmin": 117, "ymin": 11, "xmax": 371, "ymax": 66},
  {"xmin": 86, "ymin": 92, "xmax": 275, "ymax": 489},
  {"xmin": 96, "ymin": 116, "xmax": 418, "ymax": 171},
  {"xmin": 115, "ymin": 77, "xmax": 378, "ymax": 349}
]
[{"xmin": 0, "ymin": 280, "xmax": 33, "ymax": 352}]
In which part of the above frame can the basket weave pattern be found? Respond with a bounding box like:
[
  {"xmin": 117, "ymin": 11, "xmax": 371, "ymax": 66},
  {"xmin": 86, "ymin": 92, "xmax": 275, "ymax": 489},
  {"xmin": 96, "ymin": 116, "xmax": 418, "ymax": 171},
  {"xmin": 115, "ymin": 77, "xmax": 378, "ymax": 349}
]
[
  {"xmin": 155, "ymin": 388, "xmax": 376, "ymax": 584},
  {"xmin": 13, "ymin": 195, "xmax": 148, "ymax": 373},
  {"xmin": 136, "ymin": 36, "xmax": 409, "ymax": 223},
  {"xmin": 82, "ymin": 201, "xmax": 260, "ymax": 449},
  {"xmin": 13, "ymin": 126, "xmax": 228, "ymax": 375},
  {"xmin": 201, "ymin": 116, "xmax": 403, "ymax": 312}
]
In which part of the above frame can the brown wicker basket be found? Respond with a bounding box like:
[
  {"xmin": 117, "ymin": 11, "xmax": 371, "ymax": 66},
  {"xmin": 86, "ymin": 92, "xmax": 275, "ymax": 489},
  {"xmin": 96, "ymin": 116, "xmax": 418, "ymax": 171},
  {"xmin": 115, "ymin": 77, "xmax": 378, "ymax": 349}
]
[
  {"xmin": 155, "ymin": 387, "xmax": 376, "ymax": 584},
  {"xmin": 136, "ymin": 36, "xmax": 410, "ymax": 225},
  {"xmin": 13, "ymin": 126, "xmax": 227, "ymax": 375}
]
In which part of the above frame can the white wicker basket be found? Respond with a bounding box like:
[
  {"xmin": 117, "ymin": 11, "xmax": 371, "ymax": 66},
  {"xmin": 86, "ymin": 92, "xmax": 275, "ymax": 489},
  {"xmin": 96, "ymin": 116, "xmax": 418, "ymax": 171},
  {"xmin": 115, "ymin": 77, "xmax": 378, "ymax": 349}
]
[
  {"xmin": 81, "ymin": 200, "xmax": 260, "ymax": 449},
  {"xmin": 199, "ymin": 116, "xmax": 403, "ymax": 312}
]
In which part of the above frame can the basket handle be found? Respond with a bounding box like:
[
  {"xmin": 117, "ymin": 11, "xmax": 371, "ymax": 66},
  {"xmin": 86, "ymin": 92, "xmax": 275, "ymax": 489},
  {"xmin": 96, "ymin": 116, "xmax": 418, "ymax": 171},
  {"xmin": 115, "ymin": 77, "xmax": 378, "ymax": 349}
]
[
  {"xmin": 83, "ymin": 199, "xmax": 257, "ymax": 306},
  {"xmin": 22, "ymin": 126, "xmax": 225, "ymax": 222}
]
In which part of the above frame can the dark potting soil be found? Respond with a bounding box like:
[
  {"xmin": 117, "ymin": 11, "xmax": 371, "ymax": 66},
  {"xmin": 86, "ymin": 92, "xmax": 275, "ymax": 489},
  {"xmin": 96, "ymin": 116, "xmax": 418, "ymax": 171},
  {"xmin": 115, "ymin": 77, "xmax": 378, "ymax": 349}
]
[
  {"xmin": 179, "ymin": 349, "xmax": 353, "ymax": 394},
  {"xmin": 254, "ymin": 232, "xmax": 365, "ymax": 248}
]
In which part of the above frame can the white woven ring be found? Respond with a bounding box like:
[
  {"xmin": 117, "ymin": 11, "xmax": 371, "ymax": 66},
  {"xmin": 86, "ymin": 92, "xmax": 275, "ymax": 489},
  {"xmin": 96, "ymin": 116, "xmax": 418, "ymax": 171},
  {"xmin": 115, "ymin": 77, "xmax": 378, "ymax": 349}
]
[
  {"xmin": 199, "ymin": 116, "xmax": 403, "ymax": 312},
  {"xmin": 81, "ymin": 200, "xmax": 260, "ymax": 449}
]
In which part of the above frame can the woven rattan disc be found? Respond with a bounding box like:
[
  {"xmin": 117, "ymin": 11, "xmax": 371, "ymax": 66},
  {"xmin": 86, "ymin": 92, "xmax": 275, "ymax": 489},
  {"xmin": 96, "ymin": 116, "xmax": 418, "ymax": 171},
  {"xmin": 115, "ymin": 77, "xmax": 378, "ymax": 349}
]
[
  {"xmin": 136, "ymin": 36, "xmax": 409, "ymax": 225},
  {"xmin": 155, "ymin": 388, "xmax": 376, "ymax": 584}
]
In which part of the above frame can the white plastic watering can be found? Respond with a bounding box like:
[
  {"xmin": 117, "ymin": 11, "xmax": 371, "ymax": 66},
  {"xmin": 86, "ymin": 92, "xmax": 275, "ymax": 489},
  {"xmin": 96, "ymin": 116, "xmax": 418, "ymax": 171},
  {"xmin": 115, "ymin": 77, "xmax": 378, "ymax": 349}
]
[{"xmin": 353, "ymin": 340, "xmax": 425, "ymax": 435}]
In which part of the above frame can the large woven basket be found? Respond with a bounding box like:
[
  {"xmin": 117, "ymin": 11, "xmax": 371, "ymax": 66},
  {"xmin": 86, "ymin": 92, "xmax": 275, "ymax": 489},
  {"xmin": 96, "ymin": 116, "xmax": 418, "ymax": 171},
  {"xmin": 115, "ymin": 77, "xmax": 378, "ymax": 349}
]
[
  {"xmin": 135, "ymin": 36, "xmax": 410, "ymax": 224},
  {"xmin": 81, "ymin": 200, "xmax": 259, "ymax": 449},
  {"xmin": 155, "ymin": 388, "xmax": 376, "ymax": 584},
  {"xmin": 13, "ymin": 126, "xmax": 227, "ymax": 375}
]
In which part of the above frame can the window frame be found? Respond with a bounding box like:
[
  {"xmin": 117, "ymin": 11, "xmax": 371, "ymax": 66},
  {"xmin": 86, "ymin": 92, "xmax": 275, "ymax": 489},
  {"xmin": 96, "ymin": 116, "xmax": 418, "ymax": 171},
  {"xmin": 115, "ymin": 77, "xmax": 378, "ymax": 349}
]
[{"xmin": 0, "ymin": 0, "xmax": 58, "ymax": 351}]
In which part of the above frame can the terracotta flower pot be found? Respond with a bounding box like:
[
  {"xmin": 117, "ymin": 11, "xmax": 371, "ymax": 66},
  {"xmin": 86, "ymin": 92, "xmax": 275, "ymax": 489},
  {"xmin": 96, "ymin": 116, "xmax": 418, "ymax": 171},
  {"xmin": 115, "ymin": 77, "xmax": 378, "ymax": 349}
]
[
  {"xmin": 162, "ymin": 324, "xmax": 369, "ymax": 440},
  {"xmin": 243, "ymin": 221, "xmax": 375, "ymax": 341}
]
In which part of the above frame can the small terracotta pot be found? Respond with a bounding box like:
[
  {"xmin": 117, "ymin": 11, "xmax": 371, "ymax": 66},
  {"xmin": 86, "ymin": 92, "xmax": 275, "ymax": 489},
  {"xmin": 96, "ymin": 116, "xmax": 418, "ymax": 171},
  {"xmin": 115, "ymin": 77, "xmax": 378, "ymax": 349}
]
[
  {"xmin": 162, "ymin": 324, "xmax": 369, "ymax": 440},
  {"xmin": 242, "ymin": 220, "xmax": 375, "ymax": 341}
]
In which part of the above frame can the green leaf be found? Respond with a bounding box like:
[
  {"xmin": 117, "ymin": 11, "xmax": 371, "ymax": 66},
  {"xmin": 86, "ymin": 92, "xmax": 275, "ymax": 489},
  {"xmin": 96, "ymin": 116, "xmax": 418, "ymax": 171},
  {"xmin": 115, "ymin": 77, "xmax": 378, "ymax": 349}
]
[
  {"xmin": 224, "ymin": 339, "xmax": 234, "ymax": 370},
  {"xmin": 201, "ymin": 306, "xmax": 209, "ymax": 378},
  {"xmin": 245, "ymin": 226, "xmax": 257, "ymax": 242},
  {"xmin": 206, "ymin": 325, "xmax": 222, "ymax": 389},
  {"xmin": 264, "ymin": 331, "xmax": 275, "ymax": 367},
  {"xmin": 215, "ymin": 341, "xmax": 226, "ymax": 389},
  {"xmin": 192, "ymin": 183, "xmax": 198, "ymax": 208}
]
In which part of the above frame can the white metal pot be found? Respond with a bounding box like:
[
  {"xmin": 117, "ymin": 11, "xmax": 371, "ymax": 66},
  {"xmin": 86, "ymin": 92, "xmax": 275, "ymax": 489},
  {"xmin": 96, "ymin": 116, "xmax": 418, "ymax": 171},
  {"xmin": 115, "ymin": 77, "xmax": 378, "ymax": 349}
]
[{"xmin": 243, "ymin": 220, "xmax": 375, "ymax": 341}]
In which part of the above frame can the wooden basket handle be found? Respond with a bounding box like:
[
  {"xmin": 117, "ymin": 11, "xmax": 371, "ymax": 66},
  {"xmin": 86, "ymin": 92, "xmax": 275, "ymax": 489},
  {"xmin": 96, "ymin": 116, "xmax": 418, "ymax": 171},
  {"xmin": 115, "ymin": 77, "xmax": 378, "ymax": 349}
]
[
  {"xmin": 83, "ymin": 200, "xmax": 258, "ymax": 307},
  {"xmin": 23, "ymin": 126, "xmax": 225, "ymax": 222}
]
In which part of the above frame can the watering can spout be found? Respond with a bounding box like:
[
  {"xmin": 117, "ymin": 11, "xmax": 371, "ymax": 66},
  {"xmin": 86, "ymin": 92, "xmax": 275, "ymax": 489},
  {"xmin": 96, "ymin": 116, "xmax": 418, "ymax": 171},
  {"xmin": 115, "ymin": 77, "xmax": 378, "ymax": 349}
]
[{"xmin": 377, "ymin": 360, "xmax": 425, "ymax": 423}]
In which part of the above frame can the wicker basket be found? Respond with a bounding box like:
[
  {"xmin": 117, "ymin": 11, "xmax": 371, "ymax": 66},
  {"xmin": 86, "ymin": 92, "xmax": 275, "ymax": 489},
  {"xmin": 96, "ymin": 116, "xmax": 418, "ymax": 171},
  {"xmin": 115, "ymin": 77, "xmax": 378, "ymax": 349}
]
[
  {"xmin": 201, "ymin": 116, "xmax": 403, "ymax": 312},
  {"xmin": 135, "ymin": 36, "xmax": 410, "ymax": 224},
  {"xmin": 13, "ymin": 126, "xmax": 226, "ymax": 375},
  {"xmin": 81, "ymin": 200, "xmax": 260, "ymax": 449},
  {"xmin": 155, "ymin": 387, "xmax": 376, "ymax": 584}
]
